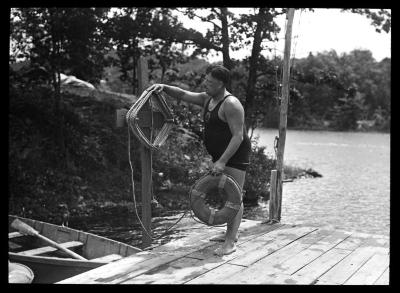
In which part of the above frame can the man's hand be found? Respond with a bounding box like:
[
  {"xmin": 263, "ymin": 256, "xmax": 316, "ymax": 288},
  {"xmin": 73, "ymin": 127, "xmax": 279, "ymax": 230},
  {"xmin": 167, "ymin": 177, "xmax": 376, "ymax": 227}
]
[
  {"xmin": 147, "ymin": 83, "xmax": 164, "ymax": 93},
  {"xmin": 211, "ymin": 160, "xmax": 226, "ymax": 176}
]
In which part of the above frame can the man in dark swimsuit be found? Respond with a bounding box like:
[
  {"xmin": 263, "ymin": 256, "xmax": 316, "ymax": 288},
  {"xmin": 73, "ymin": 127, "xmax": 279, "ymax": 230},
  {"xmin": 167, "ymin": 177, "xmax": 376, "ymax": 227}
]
[{"xmin": 147, "ymin": 65, "xmax": 251, "ymax": 256}]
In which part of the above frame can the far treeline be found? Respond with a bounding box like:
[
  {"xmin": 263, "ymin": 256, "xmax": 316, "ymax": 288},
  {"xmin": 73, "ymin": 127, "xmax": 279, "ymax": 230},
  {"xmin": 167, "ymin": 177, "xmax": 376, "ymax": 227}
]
[
  {"xmin": 9, "ymin": 8, "xmax": 390, "ymax": 222},
  {"xmin": 10, "ymin": 8, "xmax": 390, "ymax": 134}
]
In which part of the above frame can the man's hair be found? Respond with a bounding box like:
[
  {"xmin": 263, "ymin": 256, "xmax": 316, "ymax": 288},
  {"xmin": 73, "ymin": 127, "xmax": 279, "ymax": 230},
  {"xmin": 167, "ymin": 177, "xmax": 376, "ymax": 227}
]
[{"xmin": 205, "ymin": 64, "xmax": 230, "ymax": 86}]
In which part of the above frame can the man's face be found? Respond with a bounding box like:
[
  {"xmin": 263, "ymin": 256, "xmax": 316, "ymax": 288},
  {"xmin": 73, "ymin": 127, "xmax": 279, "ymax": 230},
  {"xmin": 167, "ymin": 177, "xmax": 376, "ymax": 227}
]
[{"xmin": 204, "ymin": 74, "xmax": 224, "ymax": 97}]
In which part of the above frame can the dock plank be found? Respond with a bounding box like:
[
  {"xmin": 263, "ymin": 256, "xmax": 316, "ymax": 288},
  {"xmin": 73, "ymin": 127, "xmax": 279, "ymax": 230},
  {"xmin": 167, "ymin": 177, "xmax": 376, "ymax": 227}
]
[
  {"xmin": 121, "ymin": 223, "xmax": 284, "ymax": 284},
  {"xmin": 148, "ymin": 218, "xmax": 262, "ymax": 254},
  {"xmin": 57, "ymin": 222, "xmax": 389, "ymax": 285},
  {"xmin": 277, "ymin": 230, "xmax": 352, "ymax": 275},
  {"xmin": 335, "ymin": 235, "xmax": 365, "ymax": 250},
  {"xmin": 221, "ymin": 229, "xmax": 331, "ymax": 284},
  {"xmin": 125, "ymin": 225, "xmax": 317, "ymax": 284},
  {"xmin": 315, "ymin": 246, "xmax": 379, "ymax": 284},
  {"xmin": 186, "ymin": 263, "xmax": 246, "ymax": 284},
  {"xmin": 186, "ymin": 222, "xmax": 284, "ymax": 260},
  {"xmin": 344, "ymin": 253, "xmax": 389, "ymax": 285},
  {"xmin": 295, "ymin": 248, "xmax": 352, "ymax": 280},
  {"xmin": 228, "ymin": 225, "xmax": 318, "ymax": 267},
  {"xmin": 374, "ymin": 267, "xmax": 389, "ymax": 285},
  {"xmin": 120, "ymin": 256, "xmax": 221, "ymax": 284},
  {"xmin": 258, "ymin": 272, "xmax": 317, "ymax": 285},
  {"xmin": 58, "ymin": 220, "xmax": 268, "ymax": 284}
]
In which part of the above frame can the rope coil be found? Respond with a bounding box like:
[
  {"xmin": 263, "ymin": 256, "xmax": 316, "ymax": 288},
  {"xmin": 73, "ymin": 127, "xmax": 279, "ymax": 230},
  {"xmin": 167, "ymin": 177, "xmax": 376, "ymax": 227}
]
[{"xmin": 126, "ymin": 88, "xmax": 175, "ymax": 150}]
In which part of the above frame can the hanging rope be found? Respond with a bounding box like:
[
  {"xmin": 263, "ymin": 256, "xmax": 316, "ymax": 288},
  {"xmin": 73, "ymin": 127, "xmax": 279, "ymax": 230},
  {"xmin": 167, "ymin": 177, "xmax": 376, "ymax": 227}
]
[{"xmin": 126, "ymin": 88, "xmax": 190, "ymax": 243}]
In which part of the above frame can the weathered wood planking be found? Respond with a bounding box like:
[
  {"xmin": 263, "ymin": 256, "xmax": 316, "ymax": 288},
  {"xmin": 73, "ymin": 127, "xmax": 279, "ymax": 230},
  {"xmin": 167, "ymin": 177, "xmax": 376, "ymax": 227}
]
[
  {"xmin": 344, "ymin": 252, "xmax": 389, "ymax": 285},
  {"xmin": 186, "ymin": 263, "xmax": 246, "ymax": 284},
  {"xmin": 121, "ymin": 224, "xmax": 284, "ymax": 284},
  {"xmin": 294, "ymin": 248, "xmax": 353, "ymax": 281},
  {"xmin": 185, "ymin": 223, "xmax": 284, "ymax": 260},
  {"xmin": 275, "ymin": 230, "xmax": 352, "ymax": 275},
  {"xmin": 314, "ymin": 246, "xmax": 381, "ymax": 284},
  {"xmin": 374, "ymin": 267, "xmax": 389, "ymax": 285},
  {"xmin": 228, "ymin": 225, "xmax": 318, "ymax": 267},
  {"xmin": 149, "ymin": 218, "xmax": 264, "ymax": 254},
  {"xmin": 221, "ymin": 228, "xmax": 333, "ymax": 284},
  {"xmin": 57, "ymin": 222, "xmax": 390, "ymax": 285},
  {"xmin": 58, "ymin": 219, "xmax": 267, "ymax": 283}
]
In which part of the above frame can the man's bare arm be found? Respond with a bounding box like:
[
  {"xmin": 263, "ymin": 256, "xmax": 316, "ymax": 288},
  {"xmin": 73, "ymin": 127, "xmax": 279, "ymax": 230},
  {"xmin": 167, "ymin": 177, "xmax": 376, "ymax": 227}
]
[
  {"xmin": 217, "ymin": 97, "xmax": 245, "ymax": 165},
  {"xmin": 147, "ymin": 84, "xmax": 207, "ymax": 107}
]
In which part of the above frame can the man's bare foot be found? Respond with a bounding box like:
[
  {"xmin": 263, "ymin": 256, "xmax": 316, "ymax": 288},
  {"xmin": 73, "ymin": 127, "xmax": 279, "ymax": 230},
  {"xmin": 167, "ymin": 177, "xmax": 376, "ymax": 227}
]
[{"xmin": 214, "ymin": 241, "xmax": 236, "ymax": 256}]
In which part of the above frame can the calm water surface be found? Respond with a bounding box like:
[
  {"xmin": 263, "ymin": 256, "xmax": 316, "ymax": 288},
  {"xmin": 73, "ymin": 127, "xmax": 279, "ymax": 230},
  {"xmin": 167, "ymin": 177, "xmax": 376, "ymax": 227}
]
[{"xmin": 248, "ymin": 128, "xmax": 390, "ymax": 236}]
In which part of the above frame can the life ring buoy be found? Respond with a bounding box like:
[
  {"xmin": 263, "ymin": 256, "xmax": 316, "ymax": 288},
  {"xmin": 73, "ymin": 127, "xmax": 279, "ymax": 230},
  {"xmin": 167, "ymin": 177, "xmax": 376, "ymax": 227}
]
[{"xmin": 189, "ymin": 173, "xmax": 243, "ymax": 226}]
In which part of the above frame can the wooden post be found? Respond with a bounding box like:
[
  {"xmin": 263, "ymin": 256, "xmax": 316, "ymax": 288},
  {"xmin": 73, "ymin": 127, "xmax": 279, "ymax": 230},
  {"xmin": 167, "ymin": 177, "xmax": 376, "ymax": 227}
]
[
  {"xmin": 268, "ymin": 8, "xmax": 295, "ymax": 223},
  {"xmin": 137, "ymin": 56, "xmax": 152, "ymax": 247},
  {"xmin": 268, "ymin": 170, "xmax": 278, "ymax": 222}
]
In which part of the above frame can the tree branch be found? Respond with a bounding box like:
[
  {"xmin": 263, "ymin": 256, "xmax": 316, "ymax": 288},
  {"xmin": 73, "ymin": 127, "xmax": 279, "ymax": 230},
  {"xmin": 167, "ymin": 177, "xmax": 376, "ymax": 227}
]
[
  {"xmin": 177, "ymin": 8, "xmax": 222, "ymax": 30},
  {"xmin": 212, "ymin": 8, "xmax": 222, "ymax": 18}
]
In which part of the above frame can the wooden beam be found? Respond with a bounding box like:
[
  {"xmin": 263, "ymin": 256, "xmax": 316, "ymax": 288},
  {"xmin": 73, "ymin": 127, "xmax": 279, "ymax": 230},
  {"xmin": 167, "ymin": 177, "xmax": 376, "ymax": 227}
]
[
  {"xmin": 275, "ymin": 8, "xmax": 295, "ymax": 222},
  {"xmin": 137, "ymin": 56, "xmax": 152, "ymax": 248},
  {"xmin": 268, "ymin": 170, "xmax": 278, "ymax": 222},
  {"xmin": 16, "ymin": 241, "xmax": 83, "ymax": 256}
]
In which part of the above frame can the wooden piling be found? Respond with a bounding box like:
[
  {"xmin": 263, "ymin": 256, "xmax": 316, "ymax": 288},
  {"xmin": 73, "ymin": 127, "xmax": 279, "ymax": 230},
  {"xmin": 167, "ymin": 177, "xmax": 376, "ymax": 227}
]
[
  {"xmin": 269, "ymin": 8, "xmax": 295, "ymax": 223},
  {"xmin": 268, "ymin": 170, "xmax": 278, "ymax": 222},
  {"xmin": 137, "ymin": 56, "xmax": 152, "ymax": 248}
]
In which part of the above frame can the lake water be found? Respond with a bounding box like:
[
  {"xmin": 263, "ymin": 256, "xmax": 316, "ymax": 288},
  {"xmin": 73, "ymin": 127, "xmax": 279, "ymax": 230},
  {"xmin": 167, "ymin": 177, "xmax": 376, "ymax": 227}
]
[{"xmin": 247, "ymin": 128, "xmax": 390, "ymax": 236}]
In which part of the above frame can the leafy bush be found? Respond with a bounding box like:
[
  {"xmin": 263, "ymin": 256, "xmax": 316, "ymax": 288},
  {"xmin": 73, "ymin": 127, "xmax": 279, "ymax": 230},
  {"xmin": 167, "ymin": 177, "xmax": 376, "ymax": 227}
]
[{"xmin": 243, "ymin": 136, "xmax": 276, "ymax": 205}]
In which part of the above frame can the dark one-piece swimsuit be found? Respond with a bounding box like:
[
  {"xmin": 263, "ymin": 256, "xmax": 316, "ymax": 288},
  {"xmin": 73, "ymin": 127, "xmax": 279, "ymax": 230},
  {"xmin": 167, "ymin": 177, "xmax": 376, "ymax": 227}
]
[{"xmin": 203, "ymin": 94, "xmax": 251, "ymax": 172}]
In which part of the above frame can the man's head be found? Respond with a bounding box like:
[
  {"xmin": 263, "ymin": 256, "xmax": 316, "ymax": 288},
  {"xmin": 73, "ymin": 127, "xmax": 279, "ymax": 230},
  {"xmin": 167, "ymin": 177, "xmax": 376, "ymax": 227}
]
[{"xmin": 204, "ymin": 65, "xmax": 230, "ymax": 96}]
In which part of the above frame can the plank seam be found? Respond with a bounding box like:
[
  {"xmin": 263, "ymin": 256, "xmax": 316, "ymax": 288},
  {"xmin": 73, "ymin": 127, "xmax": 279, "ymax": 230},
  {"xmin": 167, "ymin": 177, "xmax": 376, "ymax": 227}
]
[
  {"xmin": 342, "ymin": 252, "xmax": 385, "ymax": 284},
  {"xmin": 289, "ymin": 233, "xmax": 353, "ymax": 275},
  {"xmin": 315, "ymin": 247, "xmax": 375, "ymax": 284},
  {"xmin": 373, "ymin": 266, "xmax": 389, "ymax": 285},
  {"xmin": 251, "ymin": 227, "xmax": 319, "ymax": 265}
]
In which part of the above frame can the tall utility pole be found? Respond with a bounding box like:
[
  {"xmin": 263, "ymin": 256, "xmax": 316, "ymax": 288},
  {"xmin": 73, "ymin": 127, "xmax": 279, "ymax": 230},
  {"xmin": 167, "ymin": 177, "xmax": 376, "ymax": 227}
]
[{"xmin": 268, "ymin": 8, "xmax": 295, "ymax": 223}]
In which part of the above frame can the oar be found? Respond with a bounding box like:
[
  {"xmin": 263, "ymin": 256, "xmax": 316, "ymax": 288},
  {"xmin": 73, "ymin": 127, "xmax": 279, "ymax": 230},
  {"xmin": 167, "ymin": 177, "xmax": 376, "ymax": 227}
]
[{"xmin": 11, "ymin": 219, "xmax": 87, "ymax": 261}]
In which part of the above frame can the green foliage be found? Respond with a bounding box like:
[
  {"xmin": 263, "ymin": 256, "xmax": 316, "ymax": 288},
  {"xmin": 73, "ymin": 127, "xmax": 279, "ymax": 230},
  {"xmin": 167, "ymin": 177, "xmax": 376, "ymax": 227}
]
[
  {"xmin": 344, "ymin": 9, "xmax": 391, "ymax": 33},
  {"xmin": 243, "ymin": 137, "xmax": 276, "ymax": 204},
  {"xmin": 289, "ymin": 50, "xmax": 390, "ymax": 131},
  {"xmin": 10, "ymin": 8, "xmax": 111, "ymax": 84}
]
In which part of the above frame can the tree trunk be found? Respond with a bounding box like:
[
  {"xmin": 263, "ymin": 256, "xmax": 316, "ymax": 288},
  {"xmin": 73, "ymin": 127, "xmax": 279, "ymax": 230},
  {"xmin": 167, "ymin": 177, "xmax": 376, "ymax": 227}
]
[
  {"xmin": 220, "ymin": 8, "xmax": 231, "ymax": 69},
  {"xmin": 50, "ymin": 9, "xmax": 66, "ymax": 165},
  {"xmin": 244, "ymin": 8, "xmax": 266, "ymax": 130},
  {"xmin": 220, "ymin": 8, "xmax": 232, "ymax": 90}
]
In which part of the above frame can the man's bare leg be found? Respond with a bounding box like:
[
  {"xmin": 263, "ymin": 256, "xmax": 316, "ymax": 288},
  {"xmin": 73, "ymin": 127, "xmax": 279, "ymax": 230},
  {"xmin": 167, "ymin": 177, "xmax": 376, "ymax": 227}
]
[{"xmin": 214, "ymin": 166, "xmax": 246, "ymax": 256}]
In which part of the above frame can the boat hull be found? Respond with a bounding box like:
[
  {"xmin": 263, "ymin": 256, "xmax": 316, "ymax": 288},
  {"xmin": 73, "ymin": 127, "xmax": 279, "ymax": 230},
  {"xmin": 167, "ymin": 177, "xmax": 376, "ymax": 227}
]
[
  {"xmin": 9, "ymin": 253, "xmax": 106, "ymax": 283},
  {"xmin": 9, "ymin": 215, "xmax": 141, "ymax": 283}
]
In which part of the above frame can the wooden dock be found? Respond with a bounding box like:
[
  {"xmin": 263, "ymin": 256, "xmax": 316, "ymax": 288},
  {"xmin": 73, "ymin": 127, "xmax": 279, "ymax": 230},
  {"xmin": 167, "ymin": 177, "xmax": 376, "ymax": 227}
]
[{"xmin": 57, "ymin": 217, "xmax": 389, "ymax": 285}]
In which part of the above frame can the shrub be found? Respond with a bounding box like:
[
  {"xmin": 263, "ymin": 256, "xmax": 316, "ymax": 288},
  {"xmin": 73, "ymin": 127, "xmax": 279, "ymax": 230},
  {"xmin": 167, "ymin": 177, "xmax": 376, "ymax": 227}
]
[{"xmin": 243, "ymin": 136, "xmax": 276, "ymax": 205}]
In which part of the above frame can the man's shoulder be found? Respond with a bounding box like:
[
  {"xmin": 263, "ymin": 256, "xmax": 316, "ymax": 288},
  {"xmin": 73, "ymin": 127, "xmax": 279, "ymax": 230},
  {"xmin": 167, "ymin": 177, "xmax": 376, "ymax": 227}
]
[{"xmin": 223, "ymin": 95, "xmax": 243, "ymax": 108}]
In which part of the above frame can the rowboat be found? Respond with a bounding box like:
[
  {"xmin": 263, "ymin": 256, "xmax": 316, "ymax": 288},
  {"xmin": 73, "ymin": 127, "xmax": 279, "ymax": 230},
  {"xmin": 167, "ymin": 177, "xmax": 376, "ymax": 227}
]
[{"xmin": 9, "ymin": 215, "xmax": 142, "ymax": 283}]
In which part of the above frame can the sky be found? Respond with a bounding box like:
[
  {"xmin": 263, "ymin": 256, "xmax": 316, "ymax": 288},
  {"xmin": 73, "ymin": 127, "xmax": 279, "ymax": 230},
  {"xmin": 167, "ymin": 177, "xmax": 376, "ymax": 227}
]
[{"xmin": 173, "ymin": 8, "xmax": 391, "ymax": 63}]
